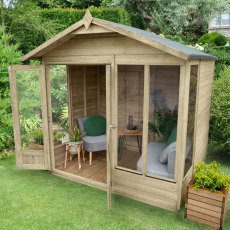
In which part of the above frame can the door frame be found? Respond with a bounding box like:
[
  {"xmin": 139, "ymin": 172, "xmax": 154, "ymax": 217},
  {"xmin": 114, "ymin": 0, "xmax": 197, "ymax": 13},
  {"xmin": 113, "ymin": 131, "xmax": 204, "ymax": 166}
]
[
  {"xmin": 9, "ymin": 65, "xmax": 50, "ymax": 170},
  {"xmin": 45, "ymin": 63, "xmax": 113, "ymax": 209}
]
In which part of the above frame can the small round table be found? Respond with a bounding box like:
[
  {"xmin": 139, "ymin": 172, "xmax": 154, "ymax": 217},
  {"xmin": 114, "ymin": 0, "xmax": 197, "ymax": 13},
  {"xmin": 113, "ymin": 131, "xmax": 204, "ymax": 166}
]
[
  {"xmin": 64, "ymin": 141, "xmax": 85, "ymax": 170},
  {"xmin": 118, "ymin": 129, "xmax": 143, "ymax": 160}
]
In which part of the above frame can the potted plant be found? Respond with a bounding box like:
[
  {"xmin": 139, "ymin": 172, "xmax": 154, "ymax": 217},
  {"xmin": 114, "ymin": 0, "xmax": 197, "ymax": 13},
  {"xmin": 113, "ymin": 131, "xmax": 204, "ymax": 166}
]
[
  {"xmin": 68, "ymin": 126, "xmax": 82, "ymax": 154},
  {"xmin": 185, "ymin": 161, "xmax": 230, "ymax": 229}
]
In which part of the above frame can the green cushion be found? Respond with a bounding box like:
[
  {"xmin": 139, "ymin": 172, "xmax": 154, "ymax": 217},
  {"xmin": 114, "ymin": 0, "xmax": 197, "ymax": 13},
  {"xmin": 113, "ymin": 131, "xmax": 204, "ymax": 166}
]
[
  {"xmin": 166, "ymin": 127, "xmax": 177, "ymax": 145},
  {"xmin": 84, "ymin": 115, "xmax": 106, "ymax": 136}
]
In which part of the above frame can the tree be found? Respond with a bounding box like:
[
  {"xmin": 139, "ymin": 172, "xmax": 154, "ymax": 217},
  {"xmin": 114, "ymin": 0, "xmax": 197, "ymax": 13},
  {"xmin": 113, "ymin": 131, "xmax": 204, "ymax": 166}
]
[
  {"xmin": 0, "ymin": 27, "xmax": 21, "ymax": 151},
  {"xmin": 112, "ymin": 0, "xmax": 230, "ymax": 41},
  {"xmin": 0, "ymin": 0, "xmax": 59, "ymax": 53}
]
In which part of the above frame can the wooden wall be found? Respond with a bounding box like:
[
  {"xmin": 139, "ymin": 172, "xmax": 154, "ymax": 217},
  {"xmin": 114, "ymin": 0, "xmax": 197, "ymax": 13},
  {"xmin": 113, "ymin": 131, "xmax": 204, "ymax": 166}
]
[
  {"xmin": 44, "ymin": 34, "xmax": 167, "ymax": 58},
  {"xmin": 69, "ymin": 65, "xmax": 105, "ymax": 127},
  {"xmin": 118, "ymin": 65, "xmax": 144, "ymax": 130},
  {"xmin": 112, "ymin": 170, "xmax": 179, "ymax": 211},
  {"xmin": 150, "ymin": 66, "xmax": 180, "ymax": 112},
  {"xmin": 193, "ymin": 61, "xmax": 215, "ymax": 163}
]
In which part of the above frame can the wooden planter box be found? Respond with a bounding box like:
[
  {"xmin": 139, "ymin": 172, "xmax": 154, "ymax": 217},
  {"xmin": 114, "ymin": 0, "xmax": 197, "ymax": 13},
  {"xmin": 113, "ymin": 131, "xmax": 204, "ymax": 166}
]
[
  {"xmin": 28, "ymin": 142, "xmax": 44, "ymax": 150},
  {"xmin": 185, "ymin": 181, "xmax": 228, "ymax": 230}
]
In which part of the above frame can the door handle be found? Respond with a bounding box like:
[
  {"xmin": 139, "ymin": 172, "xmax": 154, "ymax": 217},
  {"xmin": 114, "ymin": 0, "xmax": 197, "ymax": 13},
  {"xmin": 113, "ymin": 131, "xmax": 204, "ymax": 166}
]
[{"xmin": 109, "ymin": 123, "xmax": 116, "ymax": 129}]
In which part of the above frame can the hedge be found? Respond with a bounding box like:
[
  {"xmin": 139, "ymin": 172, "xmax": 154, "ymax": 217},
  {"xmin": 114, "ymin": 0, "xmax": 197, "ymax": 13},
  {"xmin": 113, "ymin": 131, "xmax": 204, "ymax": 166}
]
[
  {"xmin": 8, "ymin": 7, "xmax": 131, "ymax": 54},
  {"xmin": 209, "ymin": 66, "xmax": 230, "ymax": 154},
  {"xmin": 205, "ymin": 46, "xmax": 230, "ymax": 78},
  {"xmin": 40, "ymin": 7, "xmax": 131, "ymax": 32}
]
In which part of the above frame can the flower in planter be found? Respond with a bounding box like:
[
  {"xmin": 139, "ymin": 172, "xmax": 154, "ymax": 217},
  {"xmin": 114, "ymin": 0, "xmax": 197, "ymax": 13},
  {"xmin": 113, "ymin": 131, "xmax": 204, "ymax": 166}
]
[{"xmin": 193, "ymin": 161, "xmax": 230, "ymax": 192}]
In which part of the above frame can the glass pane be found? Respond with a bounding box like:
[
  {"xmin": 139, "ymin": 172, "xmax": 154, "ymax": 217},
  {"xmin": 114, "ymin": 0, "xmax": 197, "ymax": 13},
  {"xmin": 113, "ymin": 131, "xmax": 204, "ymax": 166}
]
[
  {"xmin": 16, "ymin": 70, "xmax": 44, "ymax": 150},
  {"xmin": 50, "ymin": 65, "xmax": 68, "ymax": 145},
  {"xmin": 117, "ymin": 65, "xmax": 144, "ymax": 172},
  {"xmin": 221, "ymin": 13, "xmax": 230, "ymax": 26},
  {"xmin": 184, "ymin": 65, "xmax": 198, "ymax": 176},
  {"xmin": 145, "ymin": 66, "xmax": 179, "ymax": 180}
]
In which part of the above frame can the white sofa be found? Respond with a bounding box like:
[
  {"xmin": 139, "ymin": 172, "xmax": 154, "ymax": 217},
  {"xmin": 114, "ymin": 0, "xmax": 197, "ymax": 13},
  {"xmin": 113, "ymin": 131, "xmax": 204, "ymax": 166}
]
[{"xmin": 137, "ymin": 141, "xmax": 191, "ymax": 179}]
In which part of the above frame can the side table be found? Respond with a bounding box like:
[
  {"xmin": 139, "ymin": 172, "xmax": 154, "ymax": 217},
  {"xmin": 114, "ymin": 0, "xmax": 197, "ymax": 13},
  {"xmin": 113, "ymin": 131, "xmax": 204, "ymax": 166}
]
[{"xmin": 118, "ymin": 129, "xmax": 143, "ymax": 160}]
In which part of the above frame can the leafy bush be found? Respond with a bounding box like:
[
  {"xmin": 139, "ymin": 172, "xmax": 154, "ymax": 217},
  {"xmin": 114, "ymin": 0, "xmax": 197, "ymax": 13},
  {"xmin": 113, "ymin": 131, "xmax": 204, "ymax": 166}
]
[
  {"xmin": 50, "ymin": 65, "xmax": 68, "ymax": 122},
  {"xmin": 53, "ymin": 131, "xmax": 65, "ymax": 142},
  {"xmin": 209, "ymin": 67, "xmax": 230, "ymax": 154},
  {"xmin": 0, "ymin": 27, "xmax": 21, "ymax": 152},
  {"xmin": 30, "ymin": 129, "xmax": 44, "ymax": 145},
  {"xmin": 193, "ymin": 161, "xmax": 230, "ymax": 192},
  {"xmin": 40, "ymin": 7, "xmax": 131, "ymax": 30},
  {"xmin": 0, "ymin": 150, "xmax": 12, "ymax": 160},
  {"xmin": 6, "ymin": 7, "xmax": 131, "ymax": 54},
  {"xmin": 205, "ymin": 46, "xmax": 230, "ymax": 78},
  {"xmin": 199, "ymin": 32, "xmax": 227, "ymax": 47}
]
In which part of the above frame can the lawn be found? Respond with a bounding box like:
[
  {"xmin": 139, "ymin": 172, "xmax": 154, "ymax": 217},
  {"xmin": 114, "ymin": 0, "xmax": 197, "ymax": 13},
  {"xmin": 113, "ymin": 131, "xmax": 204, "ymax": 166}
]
[{"xmin": 0, "ymin": 151, "xmax": 229, "ymax": 230}]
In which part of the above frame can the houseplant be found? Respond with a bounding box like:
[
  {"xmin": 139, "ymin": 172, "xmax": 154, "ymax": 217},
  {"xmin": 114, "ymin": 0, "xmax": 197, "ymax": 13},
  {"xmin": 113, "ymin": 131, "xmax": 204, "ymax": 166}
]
[
  {"xmin": 68, "ymin": 126, "xmax": 82, "ymax": 154},
  {"xmin": 185, "ymin": 161, "xmax": 230, "ymax": 229}
]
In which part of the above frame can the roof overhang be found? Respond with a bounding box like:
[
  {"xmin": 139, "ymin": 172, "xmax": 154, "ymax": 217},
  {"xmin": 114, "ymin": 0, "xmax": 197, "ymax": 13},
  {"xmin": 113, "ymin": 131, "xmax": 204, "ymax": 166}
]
[{"xmin": 23, "ymin": 10, "xmax": 215, "ymax": 61}]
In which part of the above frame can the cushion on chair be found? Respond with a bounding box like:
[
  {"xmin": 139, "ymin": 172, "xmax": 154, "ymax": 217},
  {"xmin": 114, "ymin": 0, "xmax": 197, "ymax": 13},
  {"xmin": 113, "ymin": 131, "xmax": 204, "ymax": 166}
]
[
  {"xmin": 166, "ymin": 127, "xmax": 177, "ymax": 145},
  {"xmin": 159, "ymin": 141, "xmax": 177, "ymax": 164},
  {"xmin": 84, "ymin": 115, "xmax": 106, "ymax": 136},
  {"xmin": 82, "ymin": 135, "xmax": 106, "ymax": 152}
]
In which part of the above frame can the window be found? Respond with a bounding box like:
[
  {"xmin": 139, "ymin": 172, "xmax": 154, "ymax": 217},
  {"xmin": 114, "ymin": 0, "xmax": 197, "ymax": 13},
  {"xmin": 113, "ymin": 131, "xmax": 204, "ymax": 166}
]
[
  {"xmin": 212, "ymin": 17, "xmax": 221, "ymax": 27},
  {"xmin": 221, "ymin": 13, "xmax": 230, "ymax": 26},
  {"xmin": 212, "ymin": 12, "xmax": 230, "ymax": 27}
]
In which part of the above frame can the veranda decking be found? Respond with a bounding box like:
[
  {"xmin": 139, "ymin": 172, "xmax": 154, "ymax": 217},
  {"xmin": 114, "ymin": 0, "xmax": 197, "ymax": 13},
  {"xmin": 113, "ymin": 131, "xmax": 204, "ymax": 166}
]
[{"xmin": 55, "ymin": 149, "xmax": 140, "ymax": 184}]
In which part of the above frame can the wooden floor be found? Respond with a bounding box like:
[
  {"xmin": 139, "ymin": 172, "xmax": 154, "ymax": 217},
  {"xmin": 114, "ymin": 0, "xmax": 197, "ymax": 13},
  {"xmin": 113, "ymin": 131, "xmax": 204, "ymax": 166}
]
[
  {"xmin": 56, "ymin": 151, "xmax": 107, "ymax": 183},
  {"xmin": 55, "ymin": 149, "xmax": 140, "ymax": 183}
]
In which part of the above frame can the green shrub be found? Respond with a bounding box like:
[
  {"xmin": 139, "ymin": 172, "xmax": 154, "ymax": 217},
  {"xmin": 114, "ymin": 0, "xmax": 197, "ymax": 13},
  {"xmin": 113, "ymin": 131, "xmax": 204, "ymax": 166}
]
[
  {"xmin": 205, "ymin": 46, "xmax": 230, "ymax": 78},
  {"xmin": 199, "ymin": 32, "xmax": 227, "ymax": 47},
  {"xmin": 0, "ymin": 150, "xmax": 12, "ymax": 160},
  {"xmin": 40, "ymin": 7, "xmax": 131, "ymax": 30},
  {"xmin": 193, "ymin": 161, "xmax": 230, "ymax": 192},
  {"xmin": 30, "ymin": 129, "xmax": 44, "ymax": 145},
  {"xmin": 10, "ymin": 7, "xmax": 131, "ymax": 54},
  {"xmin": 53, "ymin": 131, "xmax": 65, "ymax": 142},
  {"xmin": 0, "ymin": 27, "xmax": 21, "ymax": 152},
  {"xmin": 209, "ymin": 67, "xmax": 230, "ymax": 154}
]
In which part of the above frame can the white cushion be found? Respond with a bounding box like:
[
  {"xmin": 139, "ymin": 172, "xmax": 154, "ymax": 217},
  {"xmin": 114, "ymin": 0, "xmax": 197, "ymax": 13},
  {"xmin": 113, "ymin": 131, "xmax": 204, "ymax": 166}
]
[
  {"xmin": 159, "ymin": 141, "xmax": 177, "ymax": 164},
  {"xmin": 137, "ymin": 142, "xmax": 170, "ymax": 178}
]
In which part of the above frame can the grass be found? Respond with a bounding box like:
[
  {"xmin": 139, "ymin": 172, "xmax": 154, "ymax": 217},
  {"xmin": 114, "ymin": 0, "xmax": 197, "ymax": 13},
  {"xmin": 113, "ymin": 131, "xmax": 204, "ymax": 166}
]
[{"xmin": 0, "ymin": 150, "xmax": 229, "ymax": 230}]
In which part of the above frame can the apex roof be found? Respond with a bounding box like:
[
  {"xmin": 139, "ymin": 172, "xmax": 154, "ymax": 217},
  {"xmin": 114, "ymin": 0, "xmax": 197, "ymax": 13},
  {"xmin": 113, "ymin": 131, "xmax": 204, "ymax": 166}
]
[{"xmin": 23, "ymin": 10, "xmax": 215, "ymax": 61}]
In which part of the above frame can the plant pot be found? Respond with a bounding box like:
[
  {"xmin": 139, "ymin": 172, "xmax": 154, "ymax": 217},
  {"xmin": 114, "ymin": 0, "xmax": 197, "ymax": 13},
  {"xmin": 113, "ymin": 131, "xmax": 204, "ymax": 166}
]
[
  {"xmin": 28, "ymin": 142, "xmax": 44, "ymax": 150},
  {"xmin": 185, "ymin": 180, "xmax": 228, "ymax": 230},
  {"xmin": 69, "ymin": 141, "xmax": 81, "ymax": 154}
]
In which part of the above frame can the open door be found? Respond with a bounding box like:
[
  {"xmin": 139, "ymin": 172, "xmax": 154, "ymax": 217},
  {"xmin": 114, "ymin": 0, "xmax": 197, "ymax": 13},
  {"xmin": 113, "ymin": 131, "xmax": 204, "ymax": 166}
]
[
  {"xmin": 9, "ymin": 65, "xmax": 50, "ymax": 170},
  {"xmin": 106, "ymin": 64, "xmax": 112, "ymax": 210}
]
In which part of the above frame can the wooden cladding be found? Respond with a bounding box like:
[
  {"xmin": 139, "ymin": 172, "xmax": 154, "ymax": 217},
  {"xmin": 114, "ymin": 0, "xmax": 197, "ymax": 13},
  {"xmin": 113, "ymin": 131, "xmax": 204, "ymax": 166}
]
[
  {"xmin": 69, "ymin": 65, "xmax": 106, "ymax": 127},
  {"xmin": 193, "ymin": 61, "xmax": 215, "ymax": 164}
]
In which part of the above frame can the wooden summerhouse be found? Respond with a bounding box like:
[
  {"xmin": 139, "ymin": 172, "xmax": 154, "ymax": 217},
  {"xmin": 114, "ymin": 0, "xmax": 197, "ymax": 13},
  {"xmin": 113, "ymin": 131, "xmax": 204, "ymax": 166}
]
[{"xmin": 9, "ymin": 11, "xmax": 215, "ymax": 211}]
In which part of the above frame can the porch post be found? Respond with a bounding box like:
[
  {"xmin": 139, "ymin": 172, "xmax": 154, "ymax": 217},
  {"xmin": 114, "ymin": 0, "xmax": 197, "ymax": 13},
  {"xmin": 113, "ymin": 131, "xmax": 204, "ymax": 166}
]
[{"xmin": 175, "ymin": 62, "xmax": 191, "ymax": 210}]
